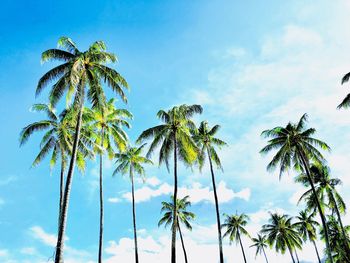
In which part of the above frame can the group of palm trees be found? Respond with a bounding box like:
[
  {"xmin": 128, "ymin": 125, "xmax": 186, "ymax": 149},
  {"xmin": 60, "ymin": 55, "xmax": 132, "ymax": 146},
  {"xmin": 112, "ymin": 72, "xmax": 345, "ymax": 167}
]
[{"xmin": 20, "ymin": 37, "xmax": 350, "ymax": 263}]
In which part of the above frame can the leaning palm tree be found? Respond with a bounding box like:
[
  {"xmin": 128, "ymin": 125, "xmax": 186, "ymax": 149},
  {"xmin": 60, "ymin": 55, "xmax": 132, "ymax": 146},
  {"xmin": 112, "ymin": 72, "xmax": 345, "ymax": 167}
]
[
  {"xmin": 191, "ymin": 121, "xmax": 227, "ymax": 263},
  {"xmin": 158, "ymin": 195, "xmax": 195, "ymax": 263},
  {"xmin": 262, "ymin": 213, "xmax": 302, "ymax": 263},
  {"xmin": 137, "ymin": 104, "xmax": 202, "ymax": 263},
  {"xmin": 113, "ymin": 144, "xmax": 153, "ymax": 263},
  {"xmin": 86, "ymin": 99, "xmax": 132, "ymax": 262},
  {"xmin": 250, "ymin": 233, "xmax": 269, "ymax": 263},
  {"xmin": 294, "ymin": 210, "xmax": 321, "ymax": 263},
  {"xmin": 260, "ymin": 113, "xmax": 333, "ymax": 262},
  {"xmin": 221, "ymin": 213, "xmax": 250, "ymax": 263},
  {"xmin": 296, "ymin": 164, "xmax": 350, "ymax": 256},
  {"xmin": 36, "ymin": 37, "xmax": 129, "ymax": 262}
]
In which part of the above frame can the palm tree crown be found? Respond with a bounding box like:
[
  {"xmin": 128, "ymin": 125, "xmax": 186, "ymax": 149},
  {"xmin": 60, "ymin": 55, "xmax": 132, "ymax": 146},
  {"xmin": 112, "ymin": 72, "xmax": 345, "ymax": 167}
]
[{"xmin": 250, "ymin": 233, "xmax": 269, "ymax": 262}]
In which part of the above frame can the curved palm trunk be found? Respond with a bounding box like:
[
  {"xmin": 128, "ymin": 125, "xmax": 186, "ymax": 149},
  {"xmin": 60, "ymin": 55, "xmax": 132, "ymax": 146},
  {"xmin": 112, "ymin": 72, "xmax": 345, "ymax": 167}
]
[
  {"xmin": 171, "ymin": 133, "xmax": 178, "ymax": 263},
  {"xmin": 98, "ymin": 129, "xmax": 104, "ymax": 263},
  {"xmin": 178, "ymin": 223, "xmax": 188, "ymax": 263},
  {"xmin": 330, "ymin": 192, "xmax": 350, "ymax": 255},
  {"xmin": 237, "ymin": 231, "xmax": 247, "ymax": 263},
  {"xmin": 58, "ymin": 158, "xmax": 65, "ymax": 227},
  {"xmin": 294, "ymin": 250, "xmax": 300, "ymax": 263},
  {"xmin": 262, "ymin": 247, "xmax": 269, "ymax": 263},
  {"xmin": 298, "ymin": 150, "xmax": 334, "ymax": 263},
  {"xmin": 130, "ymin": 166, "xmax": 139, "ymax": 263},
  {"xmin": 55, "ymin": 90, "xmax": 85, "ymax": 263},
  {"xmin": 206, "ymin": 147, "xmax": 224, "ymax": 263},
  {"xmin": 312, "ymin": 240, "xmax": 321, "ymax": 263},
  {"xmin": 287, "ymin": 245, "xmax": 296, "ymax": 263}
]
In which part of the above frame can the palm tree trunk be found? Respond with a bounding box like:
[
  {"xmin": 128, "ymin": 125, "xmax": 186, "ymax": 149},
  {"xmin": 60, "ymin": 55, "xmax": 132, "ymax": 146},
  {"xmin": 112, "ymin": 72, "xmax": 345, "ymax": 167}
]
[
  {"xmin": 131, "ymin": 166, "xmax": 139, "ymax": 263},
  {"xmin": 312, "ymin": 240, "xmax": 321, "ymax": 263},
  {"xmin": 298, "ymin": 150, "xmax": 334, "ymax": 263},
  {"xmin": 330, "ymin": 192, "xmax": 350, "ymax": 255},
  {"xmin": 55, "ymin": 89, "xmax": 85, "ymax": 263},
  {"xmin": 287, "ymin": 246, "xmax": 296, "ymax": 263},
  {"xmin": 171, "ymin": 132, "xmax": 178, "ymax": 263},
  {"xmin": 178, "ymin": 223, "xmax": 188, "ymax": 263},
  {"xmin": 58, "ymin": 158, "xmax": 65, "ymax": 227},
  {"xmin": 207, "ymin": 147, "xmax": 224, "ymax": 263},
  {"xmin": 98, "ymin": 128, "xmax": 104, "ymax": 263},
  {"xmin": 294, "ymin": 250, "xmax": 300, "ymax": 263},
  {"xmin": 237, "ymin": 231, "xmax": 247, "ymax": 263},
  {"xmin": 262, "ymin": 247, "xmax": 269, "ymax": 263}
]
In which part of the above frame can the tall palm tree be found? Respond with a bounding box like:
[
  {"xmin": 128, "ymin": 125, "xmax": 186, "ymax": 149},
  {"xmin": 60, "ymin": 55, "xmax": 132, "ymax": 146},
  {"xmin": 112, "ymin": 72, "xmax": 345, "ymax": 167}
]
[
  {"xmin": 221, "ymin": 213, "xmax": 250, "ymax": 263},
  {"xmin": 296, "ymin": 164, "xmax": 350, "ymax": 256},
  {"xmin": 260, "ymin": 113, "xmax": 333, "ymax": 262},
  {"xmin": 113, "ymin": 144, "xmax": 153, "ymax": 263},
  {"xmin": 86, "ymin": 99, "xmax": 132, "ymax": 262},
  {"xmin": 36, "ymin": 37, "xmax": 129, "ymax": 263},
  {"xmin": 320, "ymin": 215, "xmax": 350, "ymax": 262},
  {"xmin": 137, "ymin": 104, "xmax": 202, "ymax": 263},
  {"xmin": 20, "ymin": 104, "xmax": 71, "ymax": 226},
  {"xmin": 250, "ymin": 234, "xmax": 269, "ymax": 263},
  {"xmin": 191, "ymin": 121, "xmax": 227, "ymax": 263},
  {"xmin": 158, "ymin": 195, "xmax": 195, "ymax": 263},
  {"xmin": 262, "ymin": 213, "xmax": 302, "ymax": 263},
  {"xmin": 337, "ymin": 71, "xmax": 350, "ymax": 108},
  {"xmin": 294, "ymin": 210, "xmax": 321, "ymax": 263}
]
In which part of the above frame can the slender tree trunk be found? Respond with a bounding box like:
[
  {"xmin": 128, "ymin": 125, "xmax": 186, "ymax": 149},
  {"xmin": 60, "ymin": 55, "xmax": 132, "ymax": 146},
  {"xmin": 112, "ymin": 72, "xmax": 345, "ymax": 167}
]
[
  {"xmin": 237, "ymin": 231, "xmax": 247, "ymax": 263},
  {"xmin": 298, "ymin": 150, "xmax": 334, "ymax": 263},
  {"xmin": 178, "ymin": 223, "xmax": 188, "ymax": 263},
  {"xmin": 312, "ymin": 240, "xmax": 321, "ymax": 263},
  {"xmin": 98, "ymin": 128, "xmax": 104, "ymax": 263},
  {"xmin": 207, "ymin": 147, "xmax": 224, "ymax": 263},
  {"xmin": 262, "ymin": 248, "xmax": 269, "ymax": 263},
  {"xmin": 131, "ymin": 166, "xmax": 139, "ymax": 263},
  {"xmin": 330, "ymin": 192, "xmax": 350, "ymax": 255},
  {"xmin": 58, "ymin": 158, "xmax": 65, "ymax": 227},
  {"xmin": 288, "ymin": 245, "xmax": 296, "ymax": 263},
  {"xmin": 294, "ymin": 250, "xmax": 300, "ymax": 263},
  {"xmin": 55, "ymin": 90, "xmax": 85, "ymax": 263},
  {"xmin": 171, "ymin": 132, "xmax": 178, "ymax": 263}
]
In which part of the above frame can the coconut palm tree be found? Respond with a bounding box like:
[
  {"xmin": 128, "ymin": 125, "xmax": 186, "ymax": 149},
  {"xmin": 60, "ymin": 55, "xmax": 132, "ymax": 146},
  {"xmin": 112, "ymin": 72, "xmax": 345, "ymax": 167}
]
[
  {"xmin": 294, "ymin": 210, "xmax": 321, "ymax": 263},
  {"xmin": 296, "ymin": 164, "xmax": 350, "ymax": 256},
  {"xmin": 113, "ymin": 144, "xmax": 153, "ymax": 263},
  {"xmin": 260, "ymin": 113, "xmax": 333, "ymax": 262},
  {"xmin": 262, "ymin": 213, "xmax": 302, "ymax": 263},
  {"xmin": 320, "ymin": 215, "xmax": 350, "ymax": 262},
  {"xmin": 36, "ymin": 37, "xmax": 129, "ymax": 262},
  {"xmin": 337, "ymin": 71, "xmax": 350, "ymax": 108},
  {"xmin": 137, "ymin": 104, "xmax": 202, "ymax": 263},
  {"xmin": 158, "ymin": 195, "xmax": 195, "ymax": 263},
  {"xmin": 191, "ymin": 121, "xmax": 227, "ymax": 263},
  {"xmin": 85, "ymin": 99, "xmax": 132, "ymax": 262},
  {"xmin": 250, "ymin": 234, "xmax": 269, "ymax": 263},
  {"xmin": 20, "ymin": 104, "xmax": 72, "ymax": 226},
  {"xmin": 221, "ymin": 213, "xmax": 250, "ymax": 263}
]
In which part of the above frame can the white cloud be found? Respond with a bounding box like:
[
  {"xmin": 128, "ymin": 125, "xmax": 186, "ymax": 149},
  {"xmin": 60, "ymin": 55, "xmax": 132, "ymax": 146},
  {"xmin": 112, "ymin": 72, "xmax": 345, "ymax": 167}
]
[
  {"xmin": 0, "ymin": 249, "xmax": 8, "ymax": 257},
  {"xmin": 146, "ymin": 176, "xmax": 161, "ymax": 187},
  {"xmin": 30, "ymin": 226, "xmax": 57, "ymax": 247},
  {"xmin": 20, "ymin": 247, "xmax": 37, "ymax": 255},
  {"xmin": 108, "ymin": 197, "xmax": 122, "ymax": 203}
]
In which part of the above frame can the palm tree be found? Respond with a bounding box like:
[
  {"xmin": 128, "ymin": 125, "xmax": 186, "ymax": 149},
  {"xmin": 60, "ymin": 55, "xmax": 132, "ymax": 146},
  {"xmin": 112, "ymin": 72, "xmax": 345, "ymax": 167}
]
[
  {"xmin": 20, "ymin": 104, "xmax": 71, "ymax": 226},
  {"xmin": 114, "ymin": 144, "xmax": 153, "ymax": 263},
  {"xmin": 137, "ymin": 104, "xmax": 202, "ymax": 263},
  {"xmin": 294, "ymin": 210, "xmax": 321, "ymax": 263},
  {"xmin": 85, "ymin": 99, "xmax": 132, "ymax": 263},
  {"xmin": 320, "ymin": 215, "xmax": 350, "ymax": 262},
  {"xmin": 221, "ymin": 213, "xmax": 250, "ymax": 263},
  {"xmin": 191, "ymin": 121, "xmax": 227, "ymax": 263},
  {"xmin": 296, "ymin": 164, "xmax": 350, "ymax": 256},
  {"xmin": 36, "ymin": 37, "xmax": 129, "ymax": 263},
  {"xmin": 260, "ymin": 113, "xmax": 333, "ymax": 262},
  {"xmin": 262, "ymin": 213, "xmax": 302, "ymax": 263},
  {"xmin": 250, "ymin": 234, "xmax": 269, "ymax": 263},
  {"xmin": 337, "ymin": 71, "xmax": 350, "ymax": 108},
  {"xmin": 158, "ymin": 195, "xmax": 195, "ymax": 263}
]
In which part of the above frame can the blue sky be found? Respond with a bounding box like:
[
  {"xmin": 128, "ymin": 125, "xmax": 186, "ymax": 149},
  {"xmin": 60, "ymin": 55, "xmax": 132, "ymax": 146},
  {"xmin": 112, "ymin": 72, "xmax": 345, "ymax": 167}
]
[{"xmin": 1, "ymin": 0, "xmax": 350, "ymax": 262}]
